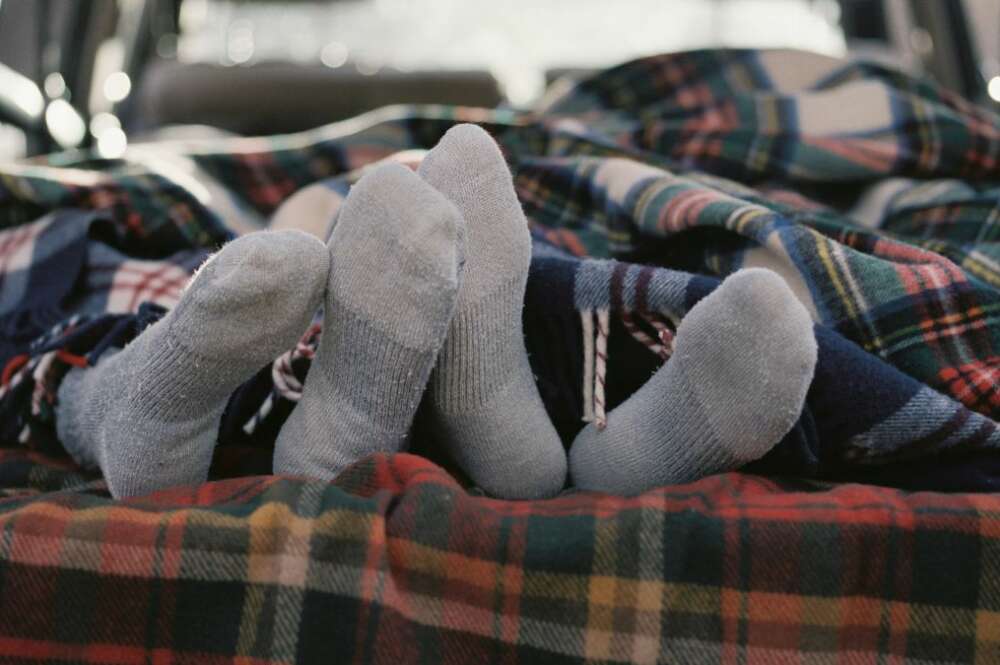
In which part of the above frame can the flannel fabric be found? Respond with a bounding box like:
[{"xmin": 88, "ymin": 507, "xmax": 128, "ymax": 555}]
[
  {"xmin": 0, "ymin": 48, "xmax": 999, "ymax": 661},
  {"xmin": 3, "ymin": 450, "xmax": 1000, "ymax": 664}
]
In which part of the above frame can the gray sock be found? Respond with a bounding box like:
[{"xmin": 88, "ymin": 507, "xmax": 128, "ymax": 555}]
[
  {"xmin": 569, "ymin": 268, "xmax": 818, "ymax": 495},
  {"xmin": 56, "ymin": 230, "xmax": 330, "ymax": 498},
  {"xmin": 272, "ymin": 163, "xmax": 464, "ymax": 479},
  {"xmin": 417, "ymin": 124, "xmax": 567, "ymax": 499}
]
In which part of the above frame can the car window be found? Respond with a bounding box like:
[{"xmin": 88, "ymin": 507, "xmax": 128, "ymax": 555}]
[{"xmin": 176, "ymin": 0, "xmax": 848, "ymax": 105}]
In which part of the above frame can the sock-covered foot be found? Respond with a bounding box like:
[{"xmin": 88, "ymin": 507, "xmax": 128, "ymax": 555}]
[
  {"xmin": 417, "ymin": 124, "xmax": 567, "ymax": 499},
  {"xmin": 569, "ymin": 268, "xmax": 817, "ymax": 495},
  {"xmin": 272, "ymin": 163, "xmax": 464, "ymax": 479},
  {"xmin": 56, "ymin": 230, "xmax": 329, "ymax": 498}
]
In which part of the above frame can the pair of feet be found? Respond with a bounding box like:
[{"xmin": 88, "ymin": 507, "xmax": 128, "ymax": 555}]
[
  {"xmin": 56, "ymin": 124, "xmax": 818, "ymax": 501},
  {"xmin": 57, "ymin": 125, "xmax": 566, "ymax": 500}
]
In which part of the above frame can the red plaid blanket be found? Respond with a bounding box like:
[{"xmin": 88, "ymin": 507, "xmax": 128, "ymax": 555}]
[{"xmin": 2, "ymin": 448, "xmax": 998, "ymax": 664}]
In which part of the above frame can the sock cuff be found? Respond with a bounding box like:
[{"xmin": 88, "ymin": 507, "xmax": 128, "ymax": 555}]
[
  {"xmin": 315, "ymin": 303, "xmax": 441, "ymax": 430},
  {"xmin": 325, "ymin": 286, "xmax": 455, "ymax": 352},
  {"xmin": 123, "ymin": 329, "xmax": 248, "ymax": 422},
  {"xmin": 55, "ymin": 365, "xmax": 108, "ymax": 470},
  {"xmin": 431, "ymin": 274, "xmax": 529, "ymax": 411}
]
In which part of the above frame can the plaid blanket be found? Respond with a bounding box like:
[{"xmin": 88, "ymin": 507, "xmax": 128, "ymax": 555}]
[{"xmin": 2, "ymin": 48, "xmax": 1000, "ymax": 661}]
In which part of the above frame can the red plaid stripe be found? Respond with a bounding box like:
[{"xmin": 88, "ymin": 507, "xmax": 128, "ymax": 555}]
[
  {"xmin": 895, "ymin": 260, "xmax": 1000, "ymax": 414},
  {"xmin": 87, "ymin": 261, "xmax": 192, "ymax": 314},
  {"xmin": 939, "ymin": 356, "xmax": 1000, "ymax": 414},
  {"xmin": 0, "ymin": 216, "xmax": 50, "ymax": 278}
]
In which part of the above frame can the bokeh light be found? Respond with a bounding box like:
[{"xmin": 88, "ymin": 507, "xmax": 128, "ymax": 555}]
[
  {"xmin": 989, "ymin": 76, "xmax": 1000, "ymax": 103},
  {"xmin": 45, "ymin": 99, "xmax": 86, "ymax": 148},
  {"xmin": 103, "ymin": 71, "xmax": 132, "ymax": 103}
]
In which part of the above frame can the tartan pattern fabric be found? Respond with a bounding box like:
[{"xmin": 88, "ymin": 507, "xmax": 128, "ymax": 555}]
[
  {"xmin": 2, "ymin": 450, "xmax": 1000, "ymax": 664},
  {"xmin": 0, "ymin": 161, "xmax": 232, "ymax": 251},
  {"xmin": 0, "ymin": 48, "xmax": 997, "ymax": 660}
]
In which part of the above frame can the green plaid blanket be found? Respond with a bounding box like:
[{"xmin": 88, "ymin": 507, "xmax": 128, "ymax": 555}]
[{"xmin": 1, "ymin": 48, "xmax": 1000, "ymax": 662}]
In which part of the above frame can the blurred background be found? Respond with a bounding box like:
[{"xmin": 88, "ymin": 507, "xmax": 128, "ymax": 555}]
[{"xmin": 0, "ymin": 0, "xmax": 997, "ymax": 160}]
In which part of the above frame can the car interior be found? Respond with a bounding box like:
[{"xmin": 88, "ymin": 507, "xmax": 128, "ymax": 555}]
[{"xmin": 0, "ymin": 0, "xmax": 996, "ymax": 158}]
